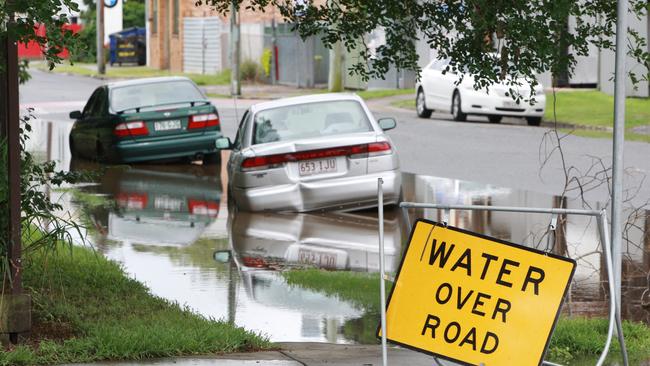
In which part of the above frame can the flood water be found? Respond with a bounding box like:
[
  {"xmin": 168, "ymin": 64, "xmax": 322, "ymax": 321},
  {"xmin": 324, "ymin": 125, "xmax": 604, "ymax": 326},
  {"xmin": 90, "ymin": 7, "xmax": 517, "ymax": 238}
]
[{"xmin": 29, "ymin": 119, "xmax": 650, "ymax": 359}]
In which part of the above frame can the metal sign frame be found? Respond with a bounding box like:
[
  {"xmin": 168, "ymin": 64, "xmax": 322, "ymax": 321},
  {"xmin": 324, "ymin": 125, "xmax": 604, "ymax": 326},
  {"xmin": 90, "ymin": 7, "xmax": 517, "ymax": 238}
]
[{"xmin": 377, "ymin": 179, "xmax": 628, "ymax": 366}]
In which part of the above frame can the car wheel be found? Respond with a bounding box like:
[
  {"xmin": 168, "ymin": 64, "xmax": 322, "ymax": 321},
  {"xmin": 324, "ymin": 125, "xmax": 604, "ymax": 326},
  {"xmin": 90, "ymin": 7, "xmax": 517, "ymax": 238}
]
[
  {"xmin": 416, "ymin": 88, "xmax": 433, "ymax": 118},
  {"xmin": 227, "ymin": 183, "xmax": 236, "ymax": 211},
  {"xmin": 95, "ymin": 141, "xmax": 107, "ymax": 163},
  {"xmin": 526, "ymin": 117, "xmax": 542, "ymax": 126},
  {"xmin": 452, "ymin": 92, "xmax": 467, "ymax": 122},
  {"xmin": 203, "ymin": 152, "xmax": 221, "ymax": 165},
  {"xmin": 488, "ymin": 115, "xmax": 502, "ymax": 124}
]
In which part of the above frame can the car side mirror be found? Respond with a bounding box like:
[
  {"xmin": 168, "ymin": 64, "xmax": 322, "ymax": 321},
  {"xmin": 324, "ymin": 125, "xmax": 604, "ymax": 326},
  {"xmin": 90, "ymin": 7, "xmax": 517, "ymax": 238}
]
[
  {"xmin": 213, "ymin": 250, "xmax": 232, "ymax": 263},
  {"xmin": 378, "ymin": 117, "xmax": 397, "ymax": 131},
  {"xmin": 69, "ymin": 110, "xmax": 82, "ymax": 119},
  {"xmin": 216, "ymin": 137, "xmax": 233, "ymax": 150}
]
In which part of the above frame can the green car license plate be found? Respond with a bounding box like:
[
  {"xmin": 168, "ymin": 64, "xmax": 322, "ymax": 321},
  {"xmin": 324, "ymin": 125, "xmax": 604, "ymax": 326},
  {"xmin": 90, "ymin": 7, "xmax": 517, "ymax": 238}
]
[{"xmin": 154, "ymin": 119, "xmax": 181, "ymax": 131}]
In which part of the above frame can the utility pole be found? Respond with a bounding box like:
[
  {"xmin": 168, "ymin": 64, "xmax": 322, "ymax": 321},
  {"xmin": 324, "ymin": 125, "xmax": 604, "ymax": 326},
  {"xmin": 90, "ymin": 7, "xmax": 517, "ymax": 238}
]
[
  {"xmin": 230, "ymin": 0, "xmax": 240, "ymax": 96},
  {"xmin": 96, "ymin": 0, "xmax": 106, "ymax": 74},
  {"xmin": 270, "ymin": 17, "xmax": 277, "ymax": 85}
]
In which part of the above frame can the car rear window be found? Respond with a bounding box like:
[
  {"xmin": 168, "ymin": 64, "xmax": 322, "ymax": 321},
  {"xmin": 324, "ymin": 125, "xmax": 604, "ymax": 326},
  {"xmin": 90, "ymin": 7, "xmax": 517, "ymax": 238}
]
[
  {"xmin": 252, "ymin": 100, "xmax": 373, "ymax": 145},
  {"xmin": 110, "ymin": 80, "xmax": 205, "ymax": 112}
]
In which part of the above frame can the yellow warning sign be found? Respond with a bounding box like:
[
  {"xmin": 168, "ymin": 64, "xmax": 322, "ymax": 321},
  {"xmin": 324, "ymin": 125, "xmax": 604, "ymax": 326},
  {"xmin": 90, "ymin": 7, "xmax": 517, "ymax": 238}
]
[{"xmin": 380, "ymin": 219, "xmax": 575, "ymax": 366}]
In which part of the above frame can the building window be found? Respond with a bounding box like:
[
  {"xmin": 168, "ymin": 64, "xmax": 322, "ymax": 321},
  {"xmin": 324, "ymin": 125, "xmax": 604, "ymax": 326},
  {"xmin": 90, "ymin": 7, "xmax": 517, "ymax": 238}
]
[
  {"xmin": 173, "ymin": 0, "xmax": 179, "ymax": 35},
  {"xmin": 152, "ymin": 0, "xmax": 158, "ymax": 34}
]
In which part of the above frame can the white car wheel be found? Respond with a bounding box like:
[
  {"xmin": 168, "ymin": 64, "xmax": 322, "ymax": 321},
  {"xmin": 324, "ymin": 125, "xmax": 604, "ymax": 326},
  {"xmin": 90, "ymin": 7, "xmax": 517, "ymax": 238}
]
[
  {"xmin": 452, "ymin": 92, "xmax": 467, "ymax": 122},
  {"xmin": 526, "ymin": 117, "xmax": 542, "ymax": 126},
  {"xmin": 416, "ymin": 89, "xmax": 432, "ymax": 118},
  {"xmin": 488, "ymin": 115, "xmax": 502, "ymax": 124}
]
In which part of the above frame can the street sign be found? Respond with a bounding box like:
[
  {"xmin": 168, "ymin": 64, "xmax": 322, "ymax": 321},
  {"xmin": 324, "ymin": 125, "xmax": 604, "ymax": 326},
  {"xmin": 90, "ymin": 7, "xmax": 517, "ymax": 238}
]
[{"xmin": 380, "ymin": 219, "xmax": 576, "ymax": 366}]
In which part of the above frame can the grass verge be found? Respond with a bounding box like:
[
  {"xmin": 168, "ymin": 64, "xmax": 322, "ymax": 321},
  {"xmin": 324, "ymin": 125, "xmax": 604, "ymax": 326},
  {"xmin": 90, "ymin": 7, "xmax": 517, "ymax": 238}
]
[
  {"xmin": 544, "ymin": 90, "xmax": 650, "ymax": 129},
  {"xmin": 283, "ymin": 269, "xmax": 391, "ymax": 311},
  {"xmin": 282, "ymin": 269, "xmax": 650, "ymax": 363},
  {"xmin": 206, "ymin": 88, "xmax": 414, "ymax": 101},
  {"xmin": 546, "ymin": 90, "xmax": 650, "ymax": 143},
  {"xmin": 0, "ymin": 237, "xmax": 270, "ymax": 365},
  {"xmin": 548, "ymin": 317, "xmax": 650, "ymax": 364},
  {"xmin": 357, "ymin": 88, "xmax": 415, "ymax": 100},
  {"xmin": 37, "ymin": 62, "xmax": 231, "ymax": 86}
]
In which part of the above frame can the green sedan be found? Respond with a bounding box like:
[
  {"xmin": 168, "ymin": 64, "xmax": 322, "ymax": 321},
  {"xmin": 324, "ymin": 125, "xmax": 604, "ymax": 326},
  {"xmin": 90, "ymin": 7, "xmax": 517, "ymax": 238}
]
[{"xmin": 69, "ymin": 76, "xmax": 222, "ymax": 164}]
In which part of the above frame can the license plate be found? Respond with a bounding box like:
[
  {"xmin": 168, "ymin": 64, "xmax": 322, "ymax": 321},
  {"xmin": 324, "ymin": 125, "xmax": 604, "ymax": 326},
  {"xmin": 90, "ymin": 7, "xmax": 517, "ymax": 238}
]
[
  {"xmin": 502, "ymin": 100, "xmax": 519, "ymax": 108},
  {"xmin": 154, "ymin": 119, "xmax": 181, "ymax": 131},
  {"xmin": 299, "ymin": 158, "xmax": 337, "ymax": 176},
  {"xmin": 154, "ymin": 196, "xmax": 183, "ymax": 211},
  {"xmin": 298, "ymin": 249, "xmax": 338, "ymax": 269}
]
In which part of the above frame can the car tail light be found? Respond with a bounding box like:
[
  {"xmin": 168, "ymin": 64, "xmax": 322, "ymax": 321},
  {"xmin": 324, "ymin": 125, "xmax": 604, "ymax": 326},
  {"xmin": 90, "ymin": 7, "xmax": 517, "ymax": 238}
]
[
  {"xmin": 188, "ymin": 199, "xmax": 219, "ymax": 217},
  {"xmin": 367, "ymin": 141, "xmax": 392, "ymax": 157},
  {"xmin": 188, "ymin": 113, "xmax": 219, "ymax": 129},
  {"xmin": 240, "ymin": 142, "xmax": 393, "ymax": 171},
  {"xmin": 114, "ymin": 121, "xmax": 148, "ymax": 137}
]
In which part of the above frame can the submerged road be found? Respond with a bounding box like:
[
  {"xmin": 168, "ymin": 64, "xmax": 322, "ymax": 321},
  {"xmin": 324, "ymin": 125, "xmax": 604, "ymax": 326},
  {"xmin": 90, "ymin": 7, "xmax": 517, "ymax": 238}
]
[{"xmin": 22, "ymin": 69, "xmax": 650, "ymax": 206}]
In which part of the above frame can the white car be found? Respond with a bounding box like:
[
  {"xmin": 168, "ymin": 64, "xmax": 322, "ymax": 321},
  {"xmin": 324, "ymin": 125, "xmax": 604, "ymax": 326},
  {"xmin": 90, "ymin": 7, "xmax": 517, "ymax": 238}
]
[
  {"xmin": 217, "ymin": 93, "xmax": 402, "ymax": 212},
  {"xmin": 415, "ymin": 58, "xmax": 546, "ymax": 126}
]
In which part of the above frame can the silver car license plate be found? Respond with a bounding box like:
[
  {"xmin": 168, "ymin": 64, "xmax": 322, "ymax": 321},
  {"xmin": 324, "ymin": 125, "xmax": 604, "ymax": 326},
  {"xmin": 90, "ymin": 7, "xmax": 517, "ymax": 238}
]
[
  {"xmin": 154, "ymin": 119, "xmax": 181, "ymax": 131},
  {"xmin": 298, "ymin": 249, "xmax": 338, "ymax": 268},
  {"xmin": 299, "ymin": 158, "xmax": 337, "ymax": 176}
]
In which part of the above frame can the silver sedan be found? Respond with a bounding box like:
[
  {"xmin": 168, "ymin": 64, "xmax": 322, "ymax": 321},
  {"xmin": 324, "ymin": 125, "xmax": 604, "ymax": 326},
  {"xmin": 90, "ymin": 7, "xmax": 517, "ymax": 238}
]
[{"xmin": 217, "ymin": 93, "xmax": 402, "ymax": 212}]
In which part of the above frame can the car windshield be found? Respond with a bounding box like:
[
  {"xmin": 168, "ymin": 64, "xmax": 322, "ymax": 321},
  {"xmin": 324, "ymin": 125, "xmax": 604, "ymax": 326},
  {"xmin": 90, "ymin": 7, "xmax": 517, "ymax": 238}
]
[
  {"xmin": 252, "ymin": 100, "xmax": 373, "ymax": 145},
  {"xmin": 110, "ymin": 80, "xmax": 205, "ymax": 112}
]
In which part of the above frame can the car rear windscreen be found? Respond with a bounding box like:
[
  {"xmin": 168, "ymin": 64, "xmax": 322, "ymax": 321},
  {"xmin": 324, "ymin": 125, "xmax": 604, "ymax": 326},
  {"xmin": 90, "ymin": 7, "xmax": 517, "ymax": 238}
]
[
  {"xmin": 110, "ymin": 80, "xmax": 205, "ymax": 112},
  {"xmin": 252, "ymin": 100, "xmax": 373, "ymax": 145}
]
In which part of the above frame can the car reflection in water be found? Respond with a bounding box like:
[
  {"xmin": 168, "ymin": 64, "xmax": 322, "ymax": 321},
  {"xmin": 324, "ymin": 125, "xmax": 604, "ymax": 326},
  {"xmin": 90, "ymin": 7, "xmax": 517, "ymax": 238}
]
[
  {"xmin": 226, "ymin": 209, "xmax": 402, "ymax": 272},
  {"xmin": 213, "ymin": 208, "xmax": 404, "ymax": 342},
  {"xmin": 70, "ymin": 158, "xmax": 222, "ymax": 246}
]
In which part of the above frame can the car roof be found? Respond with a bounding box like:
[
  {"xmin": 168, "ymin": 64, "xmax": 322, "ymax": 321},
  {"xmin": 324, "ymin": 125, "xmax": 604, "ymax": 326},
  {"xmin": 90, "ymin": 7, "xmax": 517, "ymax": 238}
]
[
  {"xmin": 107, "ymin": 76, "xmax": 195, "ymax": 89},
  {"xmin": 250, "ymin": 93, "xmax": 365, "ymax": 114}
]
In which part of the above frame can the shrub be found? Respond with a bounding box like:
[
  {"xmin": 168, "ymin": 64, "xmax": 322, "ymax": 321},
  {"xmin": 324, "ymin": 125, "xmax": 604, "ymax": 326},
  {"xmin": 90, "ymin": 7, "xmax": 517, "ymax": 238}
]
[{"xmin": 240, "ymin": 60, "xmax": 260, "ymax": 82}]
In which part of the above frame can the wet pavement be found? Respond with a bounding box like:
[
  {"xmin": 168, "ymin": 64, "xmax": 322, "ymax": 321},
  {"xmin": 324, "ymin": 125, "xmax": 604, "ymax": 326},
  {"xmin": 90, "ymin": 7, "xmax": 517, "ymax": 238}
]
[{"xmin": 58, "ymin": 343, "xmax": 463, "ymax": 366}]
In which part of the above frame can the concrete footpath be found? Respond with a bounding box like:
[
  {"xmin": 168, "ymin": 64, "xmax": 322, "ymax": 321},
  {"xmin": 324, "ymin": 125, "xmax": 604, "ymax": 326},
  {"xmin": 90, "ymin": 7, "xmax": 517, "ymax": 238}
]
[{"xmin": 60, "ymin": 343, "xmax": 459, "ymax": 366}]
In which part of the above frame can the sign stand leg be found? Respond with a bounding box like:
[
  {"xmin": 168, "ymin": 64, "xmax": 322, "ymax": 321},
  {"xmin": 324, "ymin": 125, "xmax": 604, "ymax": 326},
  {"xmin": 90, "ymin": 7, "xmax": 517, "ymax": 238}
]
[
  {"xmin": 378, "ymin": 178, "xmax": 388, "ymax": 366},
  {"xmin": 598, "ymin": 213, "xmax": 628, "ymax": 366}
]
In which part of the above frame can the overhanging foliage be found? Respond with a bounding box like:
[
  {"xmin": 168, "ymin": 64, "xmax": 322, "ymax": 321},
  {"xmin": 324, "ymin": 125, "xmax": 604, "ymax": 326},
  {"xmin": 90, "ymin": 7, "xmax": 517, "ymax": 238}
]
[{"xmin": 199, "ymin": 0, "xmax": 649, "ymax": 93}]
